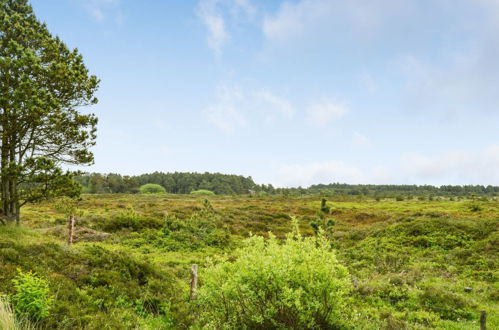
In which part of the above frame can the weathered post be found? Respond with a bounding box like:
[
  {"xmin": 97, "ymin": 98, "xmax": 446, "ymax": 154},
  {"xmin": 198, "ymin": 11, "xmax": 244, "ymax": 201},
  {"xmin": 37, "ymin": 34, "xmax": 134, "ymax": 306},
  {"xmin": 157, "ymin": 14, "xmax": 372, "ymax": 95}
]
[
  {"xmin": 480, "ymin": 310, "xmax": 487, "ymax": 330},
  {"xmin": 190, "ymin": 264, "xmax": 198, "ymax": 300},
  {"xmin": 67, "ymin": 215, "xmax": 76, "ymax": 245}
]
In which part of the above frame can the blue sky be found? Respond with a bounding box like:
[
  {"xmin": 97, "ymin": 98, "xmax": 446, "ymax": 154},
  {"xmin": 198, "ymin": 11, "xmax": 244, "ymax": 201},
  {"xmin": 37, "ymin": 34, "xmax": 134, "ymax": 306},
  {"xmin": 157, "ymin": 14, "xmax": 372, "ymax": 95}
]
[{"xmin": 30, "ymin": 0, "xmax": 499, "ymax": 187}]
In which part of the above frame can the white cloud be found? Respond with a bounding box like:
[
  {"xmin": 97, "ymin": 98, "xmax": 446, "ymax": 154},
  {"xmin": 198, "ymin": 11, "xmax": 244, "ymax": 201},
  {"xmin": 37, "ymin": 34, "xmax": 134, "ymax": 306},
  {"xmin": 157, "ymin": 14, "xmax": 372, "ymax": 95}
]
[
  {"xmin": 204, "ymin": 85, "xmax": 247, "ymax": 133},
  {"xmin": 261, "ymin": 0, "xmax": 499, "ymax": 117},
  {"xmin": 204, "ymin": 85, "xmax": 293, "ymax": 133},
  {"xmin": 352, "ymin": 132, "xmax": 371, "ymax": 148},
  {"xmin": 276, "ymin": 161, "xmax": 365, "ymax": 187},
  {"xmin": 263, "ymin": 0, "xmax": 412, "ymax": 43},
  {"xmin": 197, "ymin": 0, "xmax": 255, "ymax": 55},
  {"xmin": 397, "ymin": 0, "xmax": 499, "ymax": 116},
  {"xmin": 400, "ymin": 41, "xmax": 499, "ymax": 115},
  {"xmin": 90, "ymin": 7, "xmax": 104, "ymax": 21},
  {"xmin": 197, "ymin": 0, "xmax": 228, "ymax": 55},
  {"xmin": 79, "ymin": 0, "xmax": 123, "ymax": 23},
  {"xmin": 262, "ymin": 0, "xmax": 321, "ymax": 42},
  {"xmin": 271, "ymin": 145, "xmax": 499, "ymax": 187},
  {"xmin": 306, "ymin": 100, "xmax": 348, "ymax": 126},
  {"xmin": 254, "ymin": 90, "xmax": 294, "ymax": 120},
  {"xmin": 360, "ymin": 72, "xmax": 379, "ymax": 94},
  {"xmin": 401, "ymin": 146, "xmax": 499, "ymax": 185}
]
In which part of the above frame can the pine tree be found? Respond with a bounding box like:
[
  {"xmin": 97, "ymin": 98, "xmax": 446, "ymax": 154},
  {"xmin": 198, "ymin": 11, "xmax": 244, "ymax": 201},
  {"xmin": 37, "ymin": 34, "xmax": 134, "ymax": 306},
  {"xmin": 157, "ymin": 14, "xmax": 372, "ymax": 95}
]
[{"xmin": 0, "ymin": 0, "xmax": 99, "ymax": 223}]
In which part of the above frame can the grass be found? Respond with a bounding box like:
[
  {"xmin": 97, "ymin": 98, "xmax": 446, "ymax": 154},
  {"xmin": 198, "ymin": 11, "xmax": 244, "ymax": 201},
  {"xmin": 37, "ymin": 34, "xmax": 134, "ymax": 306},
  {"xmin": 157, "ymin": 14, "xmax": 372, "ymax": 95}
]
[
  {"xmin": 0, "ymin": 297, "xmax": 17, "ymax": 330},
  {"xmin": 0, "ymin": 296, "xmax": 34, "ymax": 330},
  {"xmin": 0, "ymin": 194, "xmax": 497, "ymax": 329}
]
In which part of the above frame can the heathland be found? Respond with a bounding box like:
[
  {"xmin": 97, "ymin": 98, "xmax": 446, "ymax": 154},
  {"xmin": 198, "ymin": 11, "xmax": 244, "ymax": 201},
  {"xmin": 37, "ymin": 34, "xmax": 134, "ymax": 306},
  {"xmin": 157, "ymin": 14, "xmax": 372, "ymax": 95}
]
[{"xmin": 0, "ymin": 194, "xmax": 497, "ymax": 329}]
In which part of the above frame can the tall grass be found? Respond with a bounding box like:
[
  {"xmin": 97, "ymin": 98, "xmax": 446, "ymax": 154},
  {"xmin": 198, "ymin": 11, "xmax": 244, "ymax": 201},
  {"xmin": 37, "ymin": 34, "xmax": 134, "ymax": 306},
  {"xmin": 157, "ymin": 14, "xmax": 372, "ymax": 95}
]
[
  {"xmin": 0, "ymin": 296, "xmax": 34, "ymax": 330},
  {"xmin": 0, "ymin": 297, "xmax": 17, "ymax": 330}
]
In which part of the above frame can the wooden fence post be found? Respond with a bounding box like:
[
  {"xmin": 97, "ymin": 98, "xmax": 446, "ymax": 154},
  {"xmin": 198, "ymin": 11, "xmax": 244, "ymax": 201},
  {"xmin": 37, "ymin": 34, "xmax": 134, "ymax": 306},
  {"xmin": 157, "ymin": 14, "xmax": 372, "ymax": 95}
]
[
  {"xmin": 190, "ymin": 264, "xmax": 198, "ymax": 300},
  {"xmin": 480, "ymin": 310, "xmax": 487, "ymax": 330},
  {"xmin": 67, "ymin": 215, "xmax": 75, "ymax": 245}
]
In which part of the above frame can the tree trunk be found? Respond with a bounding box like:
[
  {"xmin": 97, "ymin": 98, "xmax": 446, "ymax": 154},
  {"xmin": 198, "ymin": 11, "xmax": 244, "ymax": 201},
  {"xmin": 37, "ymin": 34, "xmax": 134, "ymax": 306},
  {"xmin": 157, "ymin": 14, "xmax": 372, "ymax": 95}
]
[
  {"xmin": 5, "ymin": 133, "xmax": 19, "ymax": 223},
  {"xmin": 9, "ymin": 178, "xmax": 16, "ymax": 220},
  {"xmin": 15, "ymin": 204, "xmax": 20, "ymax": 225},
  {"xmin": 1, "ymin": 131, "xmax": 10, "ymax": 217}
]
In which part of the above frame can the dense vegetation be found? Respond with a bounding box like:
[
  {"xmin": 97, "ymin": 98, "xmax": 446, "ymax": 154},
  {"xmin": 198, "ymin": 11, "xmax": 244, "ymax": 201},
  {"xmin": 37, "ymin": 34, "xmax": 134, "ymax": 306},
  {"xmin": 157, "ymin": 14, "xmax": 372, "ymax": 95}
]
[
  {"xmin": 139, "ymin": 184, "xmax": 166, "ymax": 194},
  {"xmin": 75, "ymin": 172, "xmax": 499, "ymax": 198},
  {"xmin": 196, "ymin": 222, "xmax": 352, "ymax": 329},
  {"xmin": 1, "ymin": 2, "xmax": 497, "ymax": 330},
  {"xmin": 0, "ymin": 194, "xmax": 497, "ymax": 329},
  {"xmin": 308, "ymin": 183, "xmax": 499, "ymax": 198},
  {"xmin": 75, "ymin": 172, "xmax": 258, "ymax": 195},
  {"xmin": 0, "ymin": 0, "xmax": 99, "ymax": 224}
]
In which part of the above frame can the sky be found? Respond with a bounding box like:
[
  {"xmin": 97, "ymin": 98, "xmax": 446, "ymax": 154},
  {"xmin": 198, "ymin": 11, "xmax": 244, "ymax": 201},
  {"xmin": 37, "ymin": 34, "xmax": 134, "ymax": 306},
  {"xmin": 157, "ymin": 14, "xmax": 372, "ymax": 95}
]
[{"xmin": 29, "ymin": 0, "xmax": 499, "ymax": 187}]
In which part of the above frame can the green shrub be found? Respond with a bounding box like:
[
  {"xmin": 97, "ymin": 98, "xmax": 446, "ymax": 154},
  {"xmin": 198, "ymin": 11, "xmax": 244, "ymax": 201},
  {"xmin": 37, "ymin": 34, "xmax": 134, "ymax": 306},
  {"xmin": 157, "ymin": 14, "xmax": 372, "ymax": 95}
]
[
  {"xmin": 469, "ymin": 204, "xmax": 482, "ymax": 212},
  {"xmin": 320, "ymin": 197, "xmax": 330, "ymax": 213},
  {"xmin": 98, "ymin": 207, "xmax": 163, "ymax": 232},
  {"xmin": 419, "ymin": 286, "xmax": 474, "ymax": 320},
  {"xmin": 162, "ymin": 211, "xmax": 231, "ymax": 250},
  {"xmin": 190, "ymin": 189, "xmax": 215, "ymax": 195},
  {"xmin": 139, "ymin": 184, "xmax": 166, "ymax": 194},
  {"xmin": 11, "ymin": 270, "xmax": 53, "ymax": 321},
  {"xmin": 195, "ymin": 220, "xmax": 352, "ymax": 329},
  {"xmin": 310, "ymin": 212, "xmax": 335, "ymax": 240}
]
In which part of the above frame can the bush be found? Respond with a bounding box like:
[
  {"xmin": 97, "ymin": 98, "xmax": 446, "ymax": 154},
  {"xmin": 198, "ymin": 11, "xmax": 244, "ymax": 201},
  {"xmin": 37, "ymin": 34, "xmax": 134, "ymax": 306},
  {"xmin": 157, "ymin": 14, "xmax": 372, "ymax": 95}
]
[
  {"xmin": 320, "ymin": 198, "xmax": 330, "ymax": 213},
  {"xmin": 139, "ymin": 184, "xmax": 166, "ymax": 194},
  {"xmin": 97, "ymin": 207, "xmax": 163, "ymax": 232},
  {"xmin": 469, "ymin": 204, "xmax": 482, "ymax": 212},
  {"xmin": 190, "ymin": 189, "xmax": 215, "ymax": 195},
  {"xmin": 195, "ymin": 220, "xmax": 352, "ymax": 329},
  {"xmin": 11, "ymin": 270, "xmax": 53, "ymax": 321},
  {"xmin": 419, "ymin": 286, "xmax": 474, "ymax": 320},
  {"xmin": 162, "ymin": 210, "xmax": 231, "ymax": 250}
]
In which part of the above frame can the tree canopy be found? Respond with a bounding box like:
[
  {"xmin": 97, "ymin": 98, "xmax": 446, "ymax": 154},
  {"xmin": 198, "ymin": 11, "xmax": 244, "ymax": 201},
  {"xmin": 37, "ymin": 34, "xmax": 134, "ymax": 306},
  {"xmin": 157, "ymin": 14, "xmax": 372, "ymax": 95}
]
[
  {"xmin": 139, "ymin": 184, "xmax": 166, "ymax": 194},
  {"xmin": 0, "ymin": 0, "xmax": 99, "ymax": 223},
  {"xmin": 73, "ymin": 172, "xmax": 499, "ymax": 198}
]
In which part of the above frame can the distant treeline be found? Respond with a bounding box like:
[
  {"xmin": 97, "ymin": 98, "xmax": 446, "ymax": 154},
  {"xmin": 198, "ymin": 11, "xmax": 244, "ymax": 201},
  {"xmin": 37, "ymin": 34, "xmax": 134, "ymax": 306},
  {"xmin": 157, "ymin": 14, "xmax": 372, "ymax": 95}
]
[
  {"xmin": 306, "ymin": 183, "xmax": 499, "ymax": 197},
  {"xmin": 74, "ymin": 172, "xmax": 499, "ymax": 197},
  {"xmin": 75, "ymin": 172, "xmax": 259, "ymax": 195}
]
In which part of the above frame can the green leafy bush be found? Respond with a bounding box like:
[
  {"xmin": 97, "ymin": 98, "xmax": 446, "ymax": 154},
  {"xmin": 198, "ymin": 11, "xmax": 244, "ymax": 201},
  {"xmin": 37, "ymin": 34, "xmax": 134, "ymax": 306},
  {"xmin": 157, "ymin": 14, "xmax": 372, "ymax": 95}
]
[
  {"xmin": 190, "ymin": 189, "xmax": 215, "ymax": 195},
  {"xmin": 195, "ymin": 220, "xmax": 352, "ymax": 329},
  {"xmin": 11, "ymin": 270, "xmax": 53, "ymax": 321},
  {"xmin": 139, "ymin": 184, "xmax": 166, "ymax": 194}
]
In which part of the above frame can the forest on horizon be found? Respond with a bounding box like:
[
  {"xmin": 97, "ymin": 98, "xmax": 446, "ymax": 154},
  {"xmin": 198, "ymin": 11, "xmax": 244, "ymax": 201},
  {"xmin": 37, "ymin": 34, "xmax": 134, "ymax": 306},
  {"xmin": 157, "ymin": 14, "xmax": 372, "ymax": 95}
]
[{"xmin": 75, "ymin": 172, "xmax": 499, "ymax": 197}]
